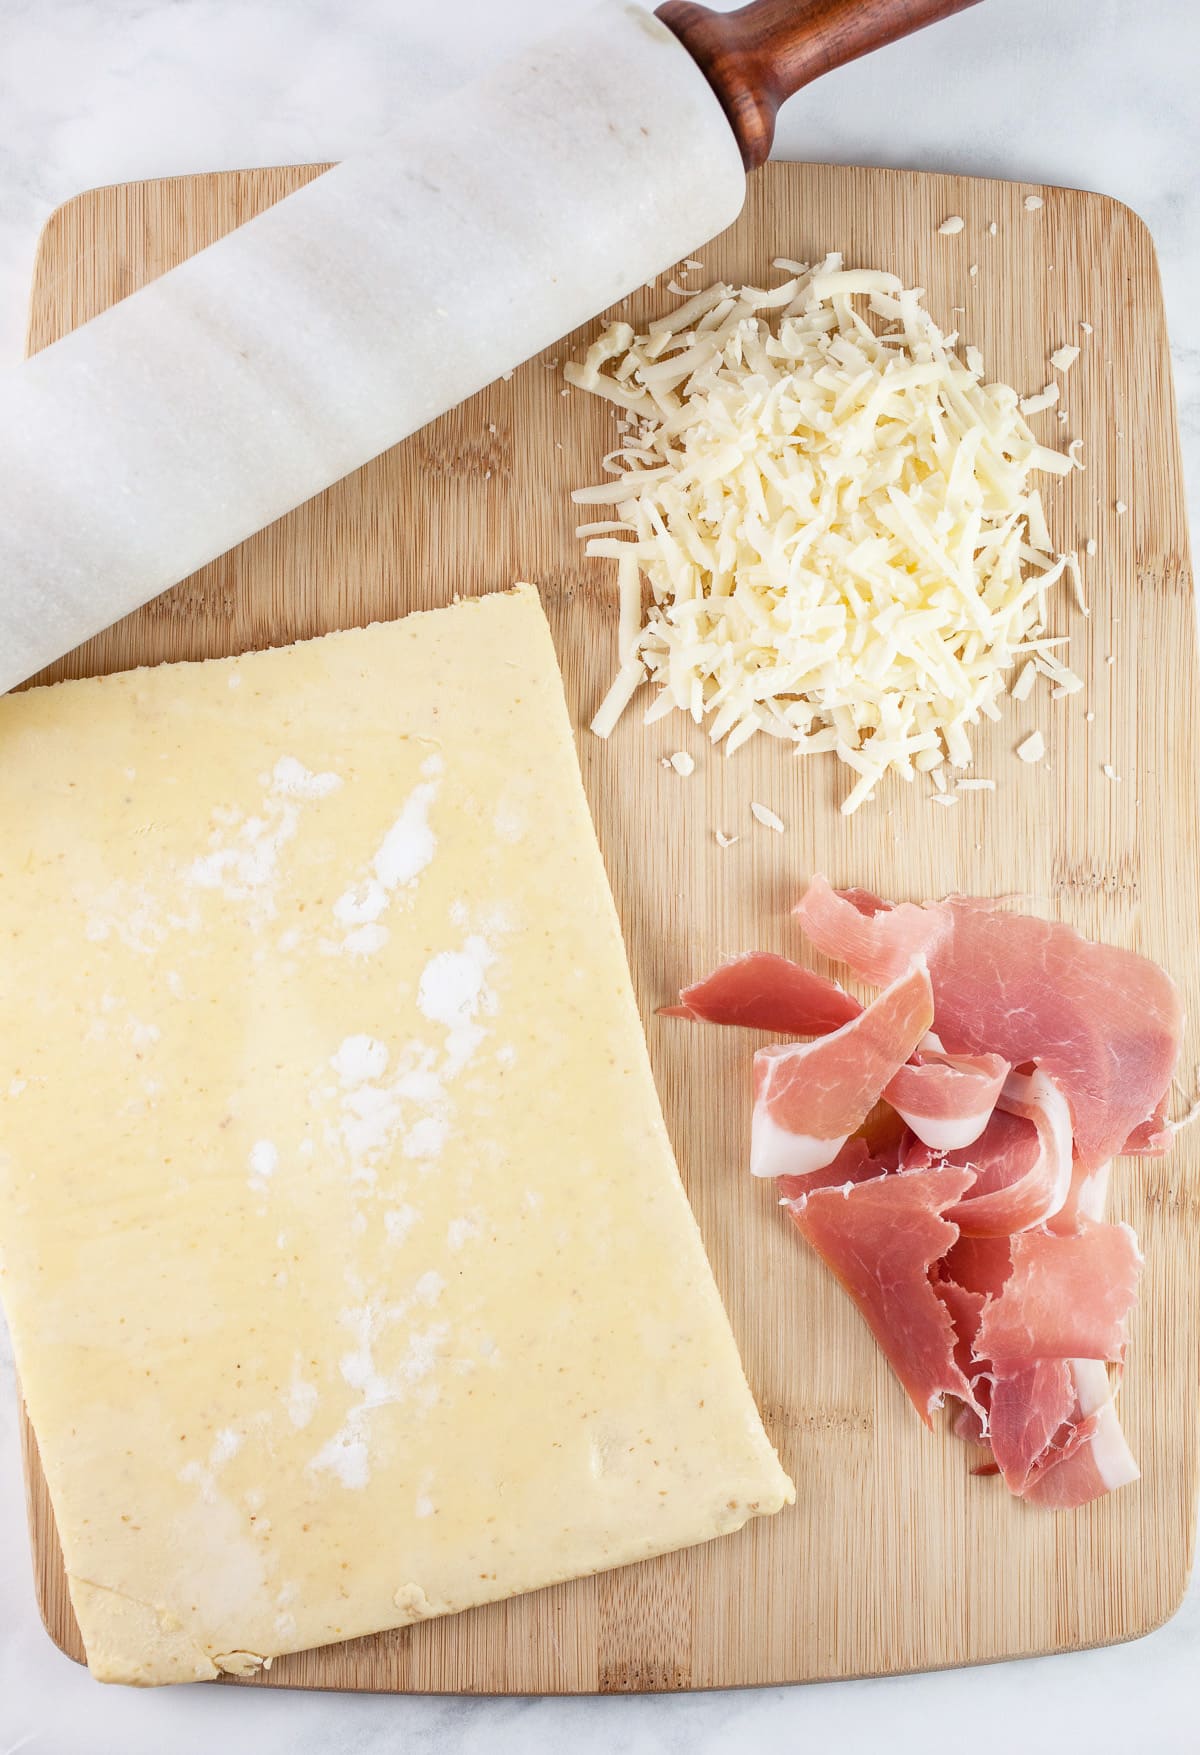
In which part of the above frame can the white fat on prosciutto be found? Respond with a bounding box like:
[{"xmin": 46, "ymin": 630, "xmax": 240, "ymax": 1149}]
[
  {"xmin": 1048, "ymin": 1157, "xmax": 1111, "ymax": 1233},
  {"xmin": 903, "ymin": 1068, "xmax": 1075, "ymax": 1236},
  {"xmin": 750, "ymin": 960, "xmax": 934, "ymax": 1178},
  {"xmin": 885, "ymin": 1043, "xmax": 1010, "ymax": 1151}
]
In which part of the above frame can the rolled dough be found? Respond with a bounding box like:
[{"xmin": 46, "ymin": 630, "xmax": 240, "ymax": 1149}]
[{"xmin": 0, "ymin": 585, "xmax": 791, "ymax": 1685}]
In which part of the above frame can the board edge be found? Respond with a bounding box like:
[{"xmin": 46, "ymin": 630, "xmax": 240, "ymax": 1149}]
[{"xmin": 15, "ymin": 155, "xmax": 1200, "ymax": 1695}]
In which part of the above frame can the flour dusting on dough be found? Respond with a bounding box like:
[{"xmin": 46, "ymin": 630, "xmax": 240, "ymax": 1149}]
[
  {"xmin": 404, "ymin": 1114, "xmax": 449, "ymax": 1160},
  {"xmin": 179, "ymin": 1428, "xmax": 243, "ymax": 1503},
  {"xmin": 384, "ymin": 1203, "xmax": 419, "ymax": 1246},
  {"xmin": 329, "ymin": 756, "xmax": 444, "ymax": 954},
  {"xmin": 418, "ymin": 934, "xmax": 499, "ymax": 1078},
  {"xmin": 249, "ymin": 1140, "xmax": 278, "ymax": 1179},
  {"xmin": 309, "ymin": 1290, "xmax": 450, "ymax": 1488},
  {"xmin": 331, "ymin": 1036, "xmax": 390, "ymax": 1086},
  {"xmin": 186, "ymin": 758, "xmax": 340, "ymax": 917},
  {"xmin": 309, "ymin": 1426, "xmax": 370, "ymax": 1491},
  {"xmin": 446, "ymin": 1216, "xmax": 480, "ymax": 1251},
  {"xmin": 286, "ymin": 1367, "xmax": 319, "ymax": 1429},
  {"xmin": 269, "ymin": 757, "xmax": 342, "ymax": 800}
]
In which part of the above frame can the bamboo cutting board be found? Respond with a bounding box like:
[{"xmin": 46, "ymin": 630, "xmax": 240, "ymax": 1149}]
[{"xmin": 17, "ymin": 162, "xmax": 1200, "ymax": 1690}]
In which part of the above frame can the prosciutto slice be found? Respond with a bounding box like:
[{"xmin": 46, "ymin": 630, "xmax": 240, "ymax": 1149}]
[
  {"xmin": 902, "ymin": 1068, "xmax": 1075, "ymax": 1236},
  {"xmin": 785, "ymin": 1165, "xmax": 981, "ymax": 1425},
  {"xmin": 987, "ymin": 1362, "xmax": 1077, "ymax": 1494},
  {"xmin": 750, "ymin": 960, "xmax": 934, "ymax": 1178},
  {"xmin": 975, "ymin": 1220, "xmax": 1143, "ymax": 1368},
  {"xmin": 940, "ymin": 1232, "xmax": 1014, "ymax": 1299},
  {"xmin": 938, "ymin": 1185, "xmax": 1140, "ymax": 1501},
  {"xmin": 1020, "ymin": 1360, "xmax": 1140, "ymax": 1508},
  {"xmin": 933, "ymin": 1279, "xmax": 990, "ymax": 1444},
  {"xmin": 885, "ymin": 1045, "xmax": 1009, "ymax": 1152},
  {"xmin": 662, "ymin": 950, "xmax": 861, "ymax": 1036},
  {"xmin": 794, "ymin": 875, "xmax": 1183, "ymax": 1169},
  {"xmin": 793, "ymin": 877, "xmax": 940, "ymax": 986},
  {"xmin": 1123, "ymin": 1096, "xmax": 1173, "ymax": 1156}
]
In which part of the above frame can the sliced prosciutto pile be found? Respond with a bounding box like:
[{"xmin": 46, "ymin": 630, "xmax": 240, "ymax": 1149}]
[{"xmin": 667, "ymin": 875, "xmax": 1183, "ymax": 1510}]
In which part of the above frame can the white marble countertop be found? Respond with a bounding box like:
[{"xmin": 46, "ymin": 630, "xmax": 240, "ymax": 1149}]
[{"xmin": 0, "ymin": 1, "xmax": 1196, "ymax": 1748}]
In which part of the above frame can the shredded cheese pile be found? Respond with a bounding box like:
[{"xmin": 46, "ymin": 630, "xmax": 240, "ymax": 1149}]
[{"xmin": 568, "ymin": 254, "xmax": 1082, "ymax": 813}]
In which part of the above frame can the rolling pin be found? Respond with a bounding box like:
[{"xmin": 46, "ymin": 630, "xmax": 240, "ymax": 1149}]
[{"xmin": 0, "ymin": 0, "xmax": 982, "ymax": 691}]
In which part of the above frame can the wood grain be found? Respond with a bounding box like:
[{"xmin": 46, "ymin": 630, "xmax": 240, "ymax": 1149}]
[{"xmin": 16, "ymin": 162, "xmax": 1200, "ymax": 1691}]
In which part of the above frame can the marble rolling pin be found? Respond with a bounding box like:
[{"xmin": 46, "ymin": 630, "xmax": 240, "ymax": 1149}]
[{"xmin": 0, "ymin": 0, "xmax": 980, "ymax": 691}]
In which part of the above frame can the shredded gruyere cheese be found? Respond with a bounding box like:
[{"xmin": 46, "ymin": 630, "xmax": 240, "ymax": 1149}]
[
  {"xmin": 750, "ymin": 801, "xmax": 785, "ymax": 833},
  {"xmin": 567, "ymin": 255, "xmax": 1081, "ymax": 813}
]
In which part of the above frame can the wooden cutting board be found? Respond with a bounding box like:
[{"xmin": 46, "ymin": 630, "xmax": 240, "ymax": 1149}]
[{"xmin": 18, "ymin": 162, "xmax": 1200, "ymax": 1691}]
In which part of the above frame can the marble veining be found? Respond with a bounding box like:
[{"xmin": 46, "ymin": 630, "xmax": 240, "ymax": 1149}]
[{"xmin": 0, "ymin": 1, "xmax": 1196, "ymax": 1750}]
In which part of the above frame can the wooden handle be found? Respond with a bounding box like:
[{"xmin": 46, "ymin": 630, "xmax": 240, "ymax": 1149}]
[{"xmin": 657, "ymin": 0, "xmax": 985, "ymax": 169}]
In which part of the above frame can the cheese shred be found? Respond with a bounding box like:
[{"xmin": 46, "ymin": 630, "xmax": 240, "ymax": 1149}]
[{"xmin": 570, "ymin": 255, "xmax": 1081, "ymax": 812}]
